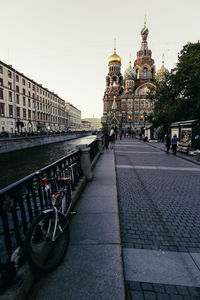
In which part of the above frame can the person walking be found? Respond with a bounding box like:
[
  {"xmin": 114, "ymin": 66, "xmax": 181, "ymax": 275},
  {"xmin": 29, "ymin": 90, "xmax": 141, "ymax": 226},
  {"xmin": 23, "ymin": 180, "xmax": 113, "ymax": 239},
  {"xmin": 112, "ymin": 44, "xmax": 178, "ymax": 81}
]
[
  {"xmin": 165, "ymin": 134, "xmax": 171, "ymax": 154},
  {"xmin": 171, "ymin": 134, "xmax": 178, "ymax": 155},
  {"xmin": 104, "ymin": 131, "xmax": 109, "ymax": 150},
  {"xmin": 123, "ymin": 130, "xmax": 126, "ymax": 138},
  {"xmin": 109, "ymin": 127, "xmax": 115, "ymax": 150},
  {"xmin": 119, "ymin": 130, "xmax": 123, "ymax": 140}
]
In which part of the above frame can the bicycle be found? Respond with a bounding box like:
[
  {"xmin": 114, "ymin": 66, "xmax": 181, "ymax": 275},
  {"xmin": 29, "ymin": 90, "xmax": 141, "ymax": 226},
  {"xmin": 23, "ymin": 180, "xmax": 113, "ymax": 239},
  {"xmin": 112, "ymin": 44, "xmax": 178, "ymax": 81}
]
[{"xmin": 24, "ymin": 173, "xmax": 76, "ymax": 273}]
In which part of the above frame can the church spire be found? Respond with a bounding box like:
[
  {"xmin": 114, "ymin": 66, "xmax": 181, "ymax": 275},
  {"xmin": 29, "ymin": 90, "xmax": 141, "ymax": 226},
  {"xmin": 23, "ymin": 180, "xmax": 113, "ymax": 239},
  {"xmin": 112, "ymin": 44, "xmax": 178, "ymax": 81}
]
[{"xmin": 111, "ymin": 96, "xmax": 117, "ymax": 110}]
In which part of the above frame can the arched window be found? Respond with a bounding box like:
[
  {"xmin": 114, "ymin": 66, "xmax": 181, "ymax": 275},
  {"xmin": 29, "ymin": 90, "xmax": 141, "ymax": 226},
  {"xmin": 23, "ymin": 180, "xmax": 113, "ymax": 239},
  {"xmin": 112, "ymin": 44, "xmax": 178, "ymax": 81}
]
[
  {"xmin": 136, "ymin": 69, "xmax": 139, "ymax": 79},
  {"xmin": 143, "ymin": 68, "xmax": 147, "ymax": 79},
  {"xmin": 113, "ymin": 77, "xmax": 116, "ymax": 86}
]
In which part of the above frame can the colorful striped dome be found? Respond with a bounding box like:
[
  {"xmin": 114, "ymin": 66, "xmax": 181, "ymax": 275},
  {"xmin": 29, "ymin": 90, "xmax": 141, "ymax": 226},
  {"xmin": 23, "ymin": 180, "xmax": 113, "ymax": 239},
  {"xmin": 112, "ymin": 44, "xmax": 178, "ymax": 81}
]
[
  {"xmin": 124, "ymin": 63, "xmax": 136, "ymax": 80},
  {"xmin": 141, "ymin": 25, "xmax": 149, "ymax": 36}
]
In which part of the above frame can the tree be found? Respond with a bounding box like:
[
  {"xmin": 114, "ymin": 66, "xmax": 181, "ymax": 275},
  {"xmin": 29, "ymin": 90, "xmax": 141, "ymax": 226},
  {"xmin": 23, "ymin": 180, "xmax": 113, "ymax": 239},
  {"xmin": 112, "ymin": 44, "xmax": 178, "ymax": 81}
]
[{"xmin": 148, "ymin": 42, "xmax": 200, "ymax": 131}]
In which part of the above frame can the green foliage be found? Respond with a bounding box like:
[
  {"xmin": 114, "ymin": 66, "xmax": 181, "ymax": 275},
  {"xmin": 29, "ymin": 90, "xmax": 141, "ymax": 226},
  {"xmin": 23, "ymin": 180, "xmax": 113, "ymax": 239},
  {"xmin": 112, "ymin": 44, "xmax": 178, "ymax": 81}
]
[{"xmin": 148, "ymin": 42, "xmax": 200, "ymax": 130}]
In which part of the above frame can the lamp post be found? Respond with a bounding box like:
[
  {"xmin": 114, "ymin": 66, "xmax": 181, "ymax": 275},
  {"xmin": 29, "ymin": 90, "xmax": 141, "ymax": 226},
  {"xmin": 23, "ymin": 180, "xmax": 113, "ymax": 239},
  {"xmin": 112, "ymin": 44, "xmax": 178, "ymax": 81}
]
[
  {"xmin": 128, "ymin": 115, "xmax": 131, "ymax": 129},
  {"xmin": 140, "ymin": 111, "xmax": 148, "ymax": 135}
]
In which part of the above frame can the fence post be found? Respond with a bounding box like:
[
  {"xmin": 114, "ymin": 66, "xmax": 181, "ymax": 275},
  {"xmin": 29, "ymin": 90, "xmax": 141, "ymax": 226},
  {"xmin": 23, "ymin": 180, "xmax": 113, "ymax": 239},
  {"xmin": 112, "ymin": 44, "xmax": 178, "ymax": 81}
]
[{"xmin": 76, "ymin": 144, "xmax": 93, "ymax": 181}]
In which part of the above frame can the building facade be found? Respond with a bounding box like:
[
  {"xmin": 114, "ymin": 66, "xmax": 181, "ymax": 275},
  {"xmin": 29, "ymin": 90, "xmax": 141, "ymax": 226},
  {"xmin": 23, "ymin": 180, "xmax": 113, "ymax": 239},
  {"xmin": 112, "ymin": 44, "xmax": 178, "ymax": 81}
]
[
  {"xmin": 82, "ymin": 118, "xmax": 101, "ymax": 131},
  {"xmin": 0, "ymin": 61, "xmax": 81, "ymax": 133},
  {"xmin": 102, "ymin": 21, "xmax": 166, "ymax": 130},
  {"xmin": 66, "ymin": 103, "xmax": 81, "ymax": 131}
]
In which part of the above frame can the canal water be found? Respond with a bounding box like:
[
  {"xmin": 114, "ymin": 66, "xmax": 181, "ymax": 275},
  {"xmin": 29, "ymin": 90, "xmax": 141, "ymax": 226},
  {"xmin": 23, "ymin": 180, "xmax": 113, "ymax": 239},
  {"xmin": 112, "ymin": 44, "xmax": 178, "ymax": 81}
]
[{"xmin": 0, "ymin": 135, "xmax": 96, "ymax": 189}]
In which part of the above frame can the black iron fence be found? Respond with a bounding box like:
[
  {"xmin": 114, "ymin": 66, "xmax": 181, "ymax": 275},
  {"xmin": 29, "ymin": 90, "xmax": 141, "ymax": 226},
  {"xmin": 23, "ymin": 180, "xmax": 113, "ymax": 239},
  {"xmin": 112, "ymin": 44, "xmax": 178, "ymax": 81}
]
[
  {"xmin": 0, "ymin": 150, "xmax": 81, "ymax": 266},
  {"xmin": 90, "ymin": 139, "xmax": 99, "ymax": 162},
  {"xmin": 0, "ymin": 139, "xmax": 100, "ymax": 268}
]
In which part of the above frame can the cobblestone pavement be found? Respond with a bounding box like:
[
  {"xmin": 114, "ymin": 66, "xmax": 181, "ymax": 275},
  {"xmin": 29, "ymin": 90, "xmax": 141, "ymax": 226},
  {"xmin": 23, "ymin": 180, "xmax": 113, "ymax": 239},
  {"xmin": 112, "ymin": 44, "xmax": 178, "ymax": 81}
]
[{"xmin": 114, "ymin": 138, "xmax": 200, "ymax": 299}]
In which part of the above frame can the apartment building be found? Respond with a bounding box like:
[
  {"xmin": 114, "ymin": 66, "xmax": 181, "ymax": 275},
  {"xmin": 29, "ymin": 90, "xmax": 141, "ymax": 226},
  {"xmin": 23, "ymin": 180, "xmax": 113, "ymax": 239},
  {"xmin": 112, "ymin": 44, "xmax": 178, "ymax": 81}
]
[
  {"xmin": 82, "ymin": 118, "xmax": 101, "ymax": 131},
  {"xmin": 65, "ymin": 103, "xmax": 81, "ymax": 130},
  {"xmin": 0, "ymin": 61, "xmax": 81, "ymax": 134}
]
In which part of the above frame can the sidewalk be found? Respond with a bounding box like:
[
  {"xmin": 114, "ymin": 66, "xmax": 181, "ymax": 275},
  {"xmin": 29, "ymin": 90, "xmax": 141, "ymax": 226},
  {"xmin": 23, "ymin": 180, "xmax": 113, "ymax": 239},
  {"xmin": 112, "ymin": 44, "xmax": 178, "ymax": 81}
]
[{"xmin": 26, "ymin": 149, "xmax": 125, "ymax": 300}]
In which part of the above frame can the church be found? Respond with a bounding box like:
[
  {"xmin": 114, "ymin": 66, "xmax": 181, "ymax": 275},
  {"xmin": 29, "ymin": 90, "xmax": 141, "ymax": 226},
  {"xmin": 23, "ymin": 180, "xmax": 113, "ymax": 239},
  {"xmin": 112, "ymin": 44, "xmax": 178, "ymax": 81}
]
[{"xmin": 101, "ymin": 21, "xmax": 169, "ymax": 131}]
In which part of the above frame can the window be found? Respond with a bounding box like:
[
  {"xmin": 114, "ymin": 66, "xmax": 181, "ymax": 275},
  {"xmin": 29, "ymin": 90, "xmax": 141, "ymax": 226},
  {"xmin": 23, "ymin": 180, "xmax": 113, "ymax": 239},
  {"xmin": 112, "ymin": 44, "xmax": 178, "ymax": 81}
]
[
  {"xmin": 16, "ymin": 85, "xmax": 19, "ymax": 92},
  {"xmin": 22, "ymin": 78, "xmax": 25, "ymax": 85},
  {"xmin": 143, "ymin": 68, "xmax": 147, "ymax": 79},
  {"xmin": 0, "ymin": 88, "xmax": 3, "ymax": 99},
  {"xmin": 9, "ymin": 91, "xmax": 12, "ymax": 101},
  {"xmin": 0, "ymin": 66, "xmax": 3, "ymax": 74},
  {"xmin": 28, "ymin": 110, "xmax": 31, "ymax": 119},
  {"xmin": 16, "ymin": 75, "xmax": 19, "ymax": 82},
  {"xmin": 28, "ymin": 91, "xmax": 30, "ymax": 97},
  {"xmin": 8, "ymin": 71, "xmax": 12, "ymax": 78},
  {"xmin": 151, "ymin": 69, "xmax": 154, "ymax": 79},
  {"xmin": 9, "ymin": 105, "xmax": 13, "ymax": 117},
  {"xmin": 16, "ymin": 94, "xmax": 20, "ymax": 104},
  {"xmin": 0, "ymin": 78, "xmax": 3, "ymax": 86},
  {"xmin": 17, "ymin": 107, "xmax": 20, "ymax": 118},
  {"xmin": 0, "ymin": 103, "xmax": 4, "ymax": 115},
  {"xmin": 32, "ymin": 84, "xmax": 35, "ymax": 90},
  {"xmin": 23, "ymin": 108, "xmax": 26, "ymax": 119},
  {"xmin": 28, "ymin": 99, "xmax": 31, "ymax": 107},
  {"xmin": 28, "ymin": 82, "xmax": 31, "ymax": 88},
  {"xmin": 136, "ymin": 69, "xmax": 139, "ymax": 79},
  {"xmin": 8, "ymin": 82, "xmax": 12, "ymax": 89},
  {"xmin": 23, "ymin": 88, "xmax": 26, "ymax": 95},
  {"xmin": 23, "ymin": 97, "xmax": 26, "ymax": 106}
]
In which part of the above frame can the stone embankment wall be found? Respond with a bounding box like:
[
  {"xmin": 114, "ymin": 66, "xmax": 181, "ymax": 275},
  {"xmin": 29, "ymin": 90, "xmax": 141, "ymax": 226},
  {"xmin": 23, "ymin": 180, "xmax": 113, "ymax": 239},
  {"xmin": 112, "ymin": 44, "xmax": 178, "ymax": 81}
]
[{"xmin": 0, "ymin": 132, "xmax": 91, "ymax": 154}]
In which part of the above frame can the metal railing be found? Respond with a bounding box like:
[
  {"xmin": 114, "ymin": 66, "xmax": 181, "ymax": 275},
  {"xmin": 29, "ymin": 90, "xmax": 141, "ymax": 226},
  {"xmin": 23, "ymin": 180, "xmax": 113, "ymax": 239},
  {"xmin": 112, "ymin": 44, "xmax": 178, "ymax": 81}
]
[
  {"xmin": 0, "ymin": 151, "xmax": 81, "ymax": 265},
  {"xmin": 0, "ymin": 138, "xmax": 100, "ymax": 269}
]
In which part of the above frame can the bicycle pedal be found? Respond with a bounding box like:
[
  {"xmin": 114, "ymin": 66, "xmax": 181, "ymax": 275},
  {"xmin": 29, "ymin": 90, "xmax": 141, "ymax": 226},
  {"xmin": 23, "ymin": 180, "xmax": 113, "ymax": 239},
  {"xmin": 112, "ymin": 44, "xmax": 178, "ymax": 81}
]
[{"xmin": 70, "ymin": 210, "xmax": 77, "ymax": 216}]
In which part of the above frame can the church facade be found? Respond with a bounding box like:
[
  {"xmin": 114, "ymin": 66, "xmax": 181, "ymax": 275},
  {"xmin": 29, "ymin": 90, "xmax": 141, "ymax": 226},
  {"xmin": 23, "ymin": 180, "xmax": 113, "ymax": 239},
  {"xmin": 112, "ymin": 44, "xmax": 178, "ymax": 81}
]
[{"xmin": 102, "ymin": 22, "xmax": 167, "ymax": 131}]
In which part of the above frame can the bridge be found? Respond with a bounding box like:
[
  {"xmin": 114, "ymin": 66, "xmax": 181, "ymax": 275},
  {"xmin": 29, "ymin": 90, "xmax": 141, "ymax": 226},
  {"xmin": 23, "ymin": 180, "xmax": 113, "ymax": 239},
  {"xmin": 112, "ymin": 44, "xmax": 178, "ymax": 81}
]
[{"xmin": 1, "ymin": 137, "xmax": 200, "ymax": 299}]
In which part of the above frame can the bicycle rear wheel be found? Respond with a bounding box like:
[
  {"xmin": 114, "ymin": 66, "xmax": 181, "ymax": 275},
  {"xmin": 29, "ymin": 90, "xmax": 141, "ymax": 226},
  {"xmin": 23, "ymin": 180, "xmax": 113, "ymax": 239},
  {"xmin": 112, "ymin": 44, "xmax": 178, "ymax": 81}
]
[{"xmin": 25, "ymin": 211, "xmax": 70, "ymax": 273}]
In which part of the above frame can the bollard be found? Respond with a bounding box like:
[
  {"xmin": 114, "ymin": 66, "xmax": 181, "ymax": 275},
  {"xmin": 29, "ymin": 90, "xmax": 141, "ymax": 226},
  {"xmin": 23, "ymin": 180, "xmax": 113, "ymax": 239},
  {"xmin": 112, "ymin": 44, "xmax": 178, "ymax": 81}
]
[
  {"xmin": 76, "ymin": 144, "xmax": 93, "ymax": 181},
  {"xmin": 97, "ymin": 137, "xmax": 103, "ymax": 154}
]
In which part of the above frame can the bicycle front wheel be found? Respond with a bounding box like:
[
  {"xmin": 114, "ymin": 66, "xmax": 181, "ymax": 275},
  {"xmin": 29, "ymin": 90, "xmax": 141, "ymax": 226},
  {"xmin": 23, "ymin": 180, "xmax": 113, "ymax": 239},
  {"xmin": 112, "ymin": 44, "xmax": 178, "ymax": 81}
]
[{"xmin": 25, "ymin": 211, "xmax": 70, "ymax": 273}]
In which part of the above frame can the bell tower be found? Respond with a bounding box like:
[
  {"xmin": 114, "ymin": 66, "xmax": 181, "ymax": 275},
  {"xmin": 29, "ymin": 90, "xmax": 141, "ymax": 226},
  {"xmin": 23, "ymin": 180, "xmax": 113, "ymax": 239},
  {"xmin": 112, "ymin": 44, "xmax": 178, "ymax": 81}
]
[
  {"xmin": 134, "ymin": 18, "xmax": 156, "ymax": 88},
  {"xmin": 103, "ymin": 42, "xmax": 123, "ymax": 114}
]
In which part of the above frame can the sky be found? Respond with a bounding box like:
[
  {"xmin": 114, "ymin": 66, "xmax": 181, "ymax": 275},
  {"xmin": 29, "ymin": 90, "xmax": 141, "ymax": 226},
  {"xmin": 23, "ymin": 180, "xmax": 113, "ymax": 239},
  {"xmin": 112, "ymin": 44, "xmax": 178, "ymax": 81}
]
[{"xmin": 0, "ymin": 0, "xmax": 199, "ymax": 118}]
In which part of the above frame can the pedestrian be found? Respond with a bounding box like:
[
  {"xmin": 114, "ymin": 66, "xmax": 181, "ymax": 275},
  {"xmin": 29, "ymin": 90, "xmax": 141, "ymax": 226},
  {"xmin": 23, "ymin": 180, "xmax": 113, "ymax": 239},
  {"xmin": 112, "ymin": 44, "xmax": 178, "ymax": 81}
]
[
  {"xmin": 165, "ymin": 134, "xmax": 171, "ymax": 154},
  {"xmin": 171, "ymin": 133, "xmax": 178, "ymax": 155},
  {"xmin": 123, "ymin": 130, "xmax": 126, "ymax": 138},
  {"xmin": 109, "ymin": 127, "xmax": 115, "ymax": 150},
  {"xmin": 104, "ymin": 131, "xmax": 109, "ymax": 150},
  {"xmin": 120, "ymin": 130, "xmax": 123, "ymax": 140}
]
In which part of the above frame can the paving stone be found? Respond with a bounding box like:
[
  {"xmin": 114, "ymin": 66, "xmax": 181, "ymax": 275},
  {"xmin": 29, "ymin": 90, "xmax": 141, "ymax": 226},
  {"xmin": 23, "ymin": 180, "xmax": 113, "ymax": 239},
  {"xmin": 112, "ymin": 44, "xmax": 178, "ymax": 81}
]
[
  {"xmin": 156, "ymin": 293, "xmax": 170, "ymax": 300},
  {"xmin": 115, "ymin": 139, "xmax": 200, "ymax": 298},
  {"xmin": 143, "ymin": 291, "xmax": 156, "ymax": 299},
  {"xmin": 130, "ymin": 291, "xmax": 144, "ymax": 299}
]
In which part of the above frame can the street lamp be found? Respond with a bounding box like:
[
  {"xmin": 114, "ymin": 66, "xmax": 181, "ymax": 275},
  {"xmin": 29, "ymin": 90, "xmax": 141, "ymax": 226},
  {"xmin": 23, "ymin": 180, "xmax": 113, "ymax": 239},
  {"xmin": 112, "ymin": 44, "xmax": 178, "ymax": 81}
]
[
  {"xmin": 128, "ymin": 115, "xmax": 131, "ymax": 129},
  {"xmin": 140, "ymin": 112, "xmax": 148, "ymax": 128}
]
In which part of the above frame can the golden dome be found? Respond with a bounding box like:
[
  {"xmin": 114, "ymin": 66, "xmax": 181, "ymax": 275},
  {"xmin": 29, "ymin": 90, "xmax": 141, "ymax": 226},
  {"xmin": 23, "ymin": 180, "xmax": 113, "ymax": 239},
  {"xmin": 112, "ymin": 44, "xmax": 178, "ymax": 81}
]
[{"xmin": 108, "ymin": 48, "xmax": 121, "ymax": 64}]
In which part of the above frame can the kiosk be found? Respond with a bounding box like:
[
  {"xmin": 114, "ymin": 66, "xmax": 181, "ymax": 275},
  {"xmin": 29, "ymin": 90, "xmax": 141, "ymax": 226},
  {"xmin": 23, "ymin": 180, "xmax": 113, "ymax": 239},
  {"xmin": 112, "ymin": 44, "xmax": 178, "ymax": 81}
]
[{"xmin": 170, "ymin": 120, "xmax": 200, "ymax": 154}]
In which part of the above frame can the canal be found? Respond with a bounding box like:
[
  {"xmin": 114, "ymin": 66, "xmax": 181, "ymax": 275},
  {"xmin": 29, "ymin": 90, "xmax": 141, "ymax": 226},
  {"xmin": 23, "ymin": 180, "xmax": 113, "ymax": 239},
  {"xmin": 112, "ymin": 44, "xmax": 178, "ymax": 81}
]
[{"xmin": 0, "ymin": 135, "xmax": 96, "ymax": 189}]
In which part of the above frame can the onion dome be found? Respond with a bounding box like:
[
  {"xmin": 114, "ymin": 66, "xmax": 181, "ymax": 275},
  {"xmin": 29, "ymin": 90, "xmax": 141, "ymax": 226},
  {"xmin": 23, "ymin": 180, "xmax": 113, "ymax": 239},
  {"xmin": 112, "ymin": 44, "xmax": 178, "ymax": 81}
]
[
  {"xmin": 108, "ymin": 48, "xmax": 121, "ymax": 64},
  {"xmin": 141, "ymin": 24, "xmax": 149, "ymax": 36},
  {"xmin": 156, "ymin": 55, "xmax": 169, "ymax": 81},
  {"xmin": 141, "ymin": 17, "xmax": 149, "ymax": 36},
  {"xmin": 124, "ymin": 62, "xmax": 136, "ymax": 79}
]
